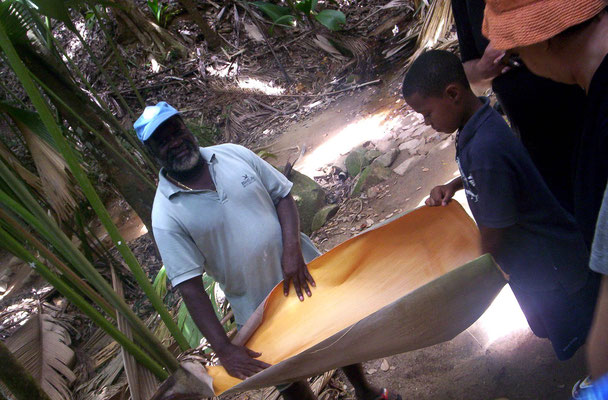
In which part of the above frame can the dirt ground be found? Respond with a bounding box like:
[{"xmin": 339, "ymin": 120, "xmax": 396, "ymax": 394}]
[{"xmin": 254, "ymin": 80, "xmax": 588, "ymax": 400}]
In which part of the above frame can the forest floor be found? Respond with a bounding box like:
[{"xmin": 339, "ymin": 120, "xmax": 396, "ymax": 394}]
[{"xmin": 0, "ymin": 2, "xmax": 590, "ymax": 399}]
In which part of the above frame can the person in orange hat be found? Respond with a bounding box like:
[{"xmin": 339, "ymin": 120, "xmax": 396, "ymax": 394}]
[
  {"xmin": 452, "ymin": 0, "xmax": 587, "ymax": 216},
  {"xmin": 482, "ymin": 0, "xmax": 608, "ymax": 396}
]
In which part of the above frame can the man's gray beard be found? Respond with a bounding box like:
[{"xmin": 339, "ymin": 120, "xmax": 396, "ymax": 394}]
[{"xmin": 168, "ymin": 147, "xmax": 201, "ymax": 172}]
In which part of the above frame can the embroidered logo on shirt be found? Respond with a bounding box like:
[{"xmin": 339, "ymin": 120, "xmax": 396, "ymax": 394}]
[
  {"xmin": 456, "ymin": 156, "xmax": 479, "ymax": 203},
  {"xmin": 241, "ymin": 174, "xmax": 256, "ymax": 188}
]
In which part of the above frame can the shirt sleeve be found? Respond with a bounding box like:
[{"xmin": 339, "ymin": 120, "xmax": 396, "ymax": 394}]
[
  {"xmin": 468, "ymin": 167, "xmax": 518, "ymax": 228},
  {"xmin": 591, "ymin": 184, "xmax": 608, "ymax": 275},
  {"xmin": 153, "ymin": 226, "xmax": 206, "ymax": 287},
  {"xmin": 233, "ymin": 145, "xmax": 293, "ymax": 204}
]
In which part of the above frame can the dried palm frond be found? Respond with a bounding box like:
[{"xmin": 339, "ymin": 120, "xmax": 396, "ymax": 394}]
[
  {"xmin": 15, "ymin": 119, "xmax": 82, "ymax": 223},
  {"xmin": 111, "ymin": 265, "xmax": 159, "ymax": 400},
  {"xmin": 408, "ymin": 0, "xmax": 454, "ymax": 63},
  {"xmin": 0, "ymin": 140, "xmax": 43, "ymax": 193},
  {"xmin": 312, "ymin": 34, "xmax": 347, "ymax": 60},
  {"xmin": 4, "ymin": 313, "xmax": 76, "ymax": 400},
  {"xmin": 383, "ymin": 0, "xmax": 454, "ymax": 64},
  {"xmin": 352, "ymin": 0, "xmax": 414, "ymax": 28},
  {"xmin": 329, "ymin": 34, "xmax": 373, "ymax": 63}
]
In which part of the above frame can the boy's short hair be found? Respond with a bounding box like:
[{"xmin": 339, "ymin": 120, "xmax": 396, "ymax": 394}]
[{"xmin": 402, "ymin": 50, "xmax": 470, "ymax": 98}]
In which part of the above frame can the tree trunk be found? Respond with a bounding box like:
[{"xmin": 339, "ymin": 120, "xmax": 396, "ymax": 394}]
[
  {"xmin": 15, "ymin": 43, "xmax": 156, "ymax": 231},
  {"xmin": 0, "ymin": 340, "xmax": 51, "ymax": 400},
  {"xmin": 177, "ymin": 0, "xmax": 221, "ymax": 49},
  {"xmin": 110, "ymin": 0, "xmax": 188, "ymax": 58}
]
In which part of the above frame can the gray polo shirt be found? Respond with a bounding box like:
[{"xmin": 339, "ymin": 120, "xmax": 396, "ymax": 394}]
[{"xmin": 152, "ymin": 144, "xmax": 320, "ymax": 325}]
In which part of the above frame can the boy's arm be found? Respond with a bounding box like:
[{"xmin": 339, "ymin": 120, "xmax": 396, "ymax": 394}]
[
  {"xmin": 178, "ymin": 277, "xmax": 271, "ymax": 379},
  {"xmin": 479, "ymin": 225, "xmax": 504, "ymax": 257},
  {"xmin": 479, "ymin": 225, "xmax": 511, "ymax": 280},
  {"xmin": 426, "ymin": 177, "xmax": 463, "ymax": 206}
]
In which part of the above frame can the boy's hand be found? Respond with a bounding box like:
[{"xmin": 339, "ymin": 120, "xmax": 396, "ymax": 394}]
[{"xmin": 426, "ymin": 184, "xmax": 456, "ymax": 207}]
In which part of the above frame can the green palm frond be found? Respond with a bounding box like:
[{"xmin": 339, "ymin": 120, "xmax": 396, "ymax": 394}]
[
  {"xmin": 0, "ymin": 101, "xmax": 57, "ymax": 149},
  {"xmin": 0, "ymin": 0, "xmax": 35, "ymax": 43}
]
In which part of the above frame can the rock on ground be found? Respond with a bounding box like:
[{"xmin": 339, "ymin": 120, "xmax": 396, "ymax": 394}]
[
  {"xmin": 393, "ymin": 155, "xmax": 423, "ymax": 176},
  {"xmin": 345, "ymin": 147, "xmax": 369, "ymax": 177},
  {"xmin": 351, "ymin": 164, "xmax": 392, "ymax": 196},
  {"xmin": 290, "ymin": 170, "xmax": 326, "ymax": 235},
  {"xmin": 373, "ymin": 149, "xmax": 400, "ymax": 168},
  {"xmin": 311, "ymin": 204, "xmax": 340, "ymax": 232}
]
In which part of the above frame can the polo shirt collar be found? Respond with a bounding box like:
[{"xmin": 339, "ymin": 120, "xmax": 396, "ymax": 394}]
[
  {"xmin": 158, "ymin": 147, "xmax": 217, "ymax": 199},
  {"xmin": 457, "ymin": 96, "xmax": 492, "ymax": 151}
]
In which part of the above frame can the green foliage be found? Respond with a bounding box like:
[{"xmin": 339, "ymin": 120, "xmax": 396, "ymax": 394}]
[
  {"xmin": 177, "ymin": 301, "xmax": 204, "ymax": 349},
  {"xmin": 168, "ymin": 271, "xmax": 233, "ymax": 349},
  {"xmin": 295, "ymin": 0, "xmax": 317, "ymax": 15},
  {"xmin": 0, "ymin": 102, "xmax": 57, "ymax": 150},
  {"xmin": 0, "ymin": 1, "xmax": 36, "ymax": 44},
  {"xmin": 252, "ymin": 2, "xmax": 291, "ymax": 22},
  {"xmin": 153, "ymin": 266, "xmax": 168, "ymax": 299},
  {"xmin": 256, "ymin": 149, "xmax": 277, "ymax": 160},
  {"xmin": 146, "ymin": 0, "xmax": 177, "ymax": 28},
  {"xmin": 185, "ymin": 119, "xmax": 220, "ymax": 147},
  {"xmin": 251, "ymin": 0, "xmax": 346, "ymax": 31},
  {"xmin": 26, "ymin": 0, "xmax": 76, "ymax": 32},
  {"xmin": 315, "ymin": 9, "xmax": 345, "ymax": 31}
]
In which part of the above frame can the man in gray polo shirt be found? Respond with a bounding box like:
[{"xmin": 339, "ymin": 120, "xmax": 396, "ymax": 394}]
[{"xmin": 134, "ymin": 102, "xmax": 401, "ymax": 400}]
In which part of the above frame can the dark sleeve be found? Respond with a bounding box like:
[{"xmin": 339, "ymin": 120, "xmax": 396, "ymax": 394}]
[
  {"xmin": 451, "ymin": 0, "xmax": 488, "ymax": 62},
  {"xmin": 468, "ymin": 166, "xmax": 518, "ymax": 228}
]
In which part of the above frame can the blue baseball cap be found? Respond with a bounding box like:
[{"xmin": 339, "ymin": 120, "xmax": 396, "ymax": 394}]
[{"xmin": 134, "ymin": 102, "xmax": 180, "ymax": 142}]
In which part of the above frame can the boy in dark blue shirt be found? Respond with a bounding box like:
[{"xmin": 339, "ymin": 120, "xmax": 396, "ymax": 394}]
[{"xmin": 402, "ymin": 50, "xmax": 599, "ymax": 360}]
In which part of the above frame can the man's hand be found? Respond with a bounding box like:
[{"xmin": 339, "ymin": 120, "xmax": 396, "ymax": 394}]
[
  {"xmin": 463, "ymin": 43, "xmax": 511, "ymax": 91},
  {"xmin": 282, "ymin": 251, "xmax": 315, "ymax": 301},
  {"xmin": 216, "ymin": 342, "xmax": 271, "ymax": 380},
  {"xmin": 275, "ymin": 194, "xmax": 316, "ymax": 301},
  {"xmin": 475, "ymin": 44, "xmax": 510, "ymax": 81}
]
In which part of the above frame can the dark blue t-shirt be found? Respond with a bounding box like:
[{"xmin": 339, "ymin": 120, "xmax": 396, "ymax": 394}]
[{"xmin": 456, "ymin": 98, "xmax": 590, "ymax": 293}]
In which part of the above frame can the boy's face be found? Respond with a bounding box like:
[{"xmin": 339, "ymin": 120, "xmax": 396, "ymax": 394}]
[{"xmin": 404, "ymin": 88, "xmax": 462, "ymax": 134}]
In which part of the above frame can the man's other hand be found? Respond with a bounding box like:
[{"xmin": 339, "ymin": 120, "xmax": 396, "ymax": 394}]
[
  {"xmin": 216, "ymin": 342, "xmax": 271, "ymax": 380},
  {"xmin": 282, "ymin": 252, "xmax": 316, "ymax": 301}
]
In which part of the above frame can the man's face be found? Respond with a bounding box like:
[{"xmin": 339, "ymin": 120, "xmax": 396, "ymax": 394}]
[
  {"xmin": 404, "ymin": 91, "xmax": 461, "ymax": 134},
  {"xmin": 147, "ymin": 116, "xmax": 201, "ymax": 172},
  {"xmin": 514, "ymin": 42, "xmax": 576, "ymax": 85}
]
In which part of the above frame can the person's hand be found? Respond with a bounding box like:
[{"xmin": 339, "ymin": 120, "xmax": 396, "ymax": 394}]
[
  {"xmin": 426, "ymin": 184, "xmax": 456, "ymax": 207},
  {"xmin": 216, "ymin": 342, "xmax": 271, "ymax": 380},
  {"xmin": 472, "ymin": 44, "xmax": 511, "ymax": 83},
  {"xmin": 281, "ymin": 251, "xmax": 315, "ymax": 301}
]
